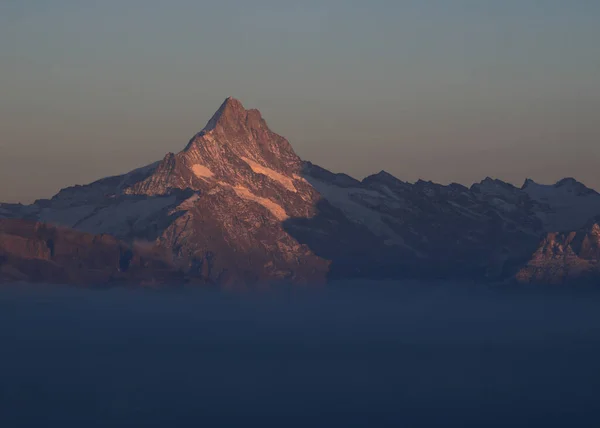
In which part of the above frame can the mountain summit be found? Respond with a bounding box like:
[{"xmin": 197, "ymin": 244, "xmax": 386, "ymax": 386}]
[
  {"xmin": 2, "ymin": 97, "xmax": 600, "ymax": 286},
  {"xmin": 200, "ymin": 97, "xmax": 266, "ymax": 134},
  {"xmin": 126, "ymin": 98, "xmax": 306, "ymax": 198}
]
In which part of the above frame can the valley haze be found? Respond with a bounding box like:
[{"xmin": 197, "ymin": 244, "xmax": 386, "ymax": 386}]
[{"xmin": 2, "ymin": 282, "xmax": 600, "ymax": 427}]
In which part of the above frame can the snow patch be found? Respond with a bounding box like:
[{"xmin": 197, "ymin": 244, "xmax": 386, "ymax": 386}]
[
  {"xmin": 172, "ymin": 194, "xmax": 201, "ymax": 212},
  {"xmin": 39, "ymin": 196, "xmax": 178, "ymax": 236},
  {"xmin": 39, "ymin": 205, "xmax": 98, "ymax": 228},
  {"xmin": 232, "ymin": 185, "xmax": 289, "ymax": 221},
  {"xmin": 116, "ymin": 161, "xmax": 160, "ymax": 192},
  {"xmin": 192, "ymin": 164, "xmax": 214, "ymax": 180},
  {"xmin": 378, "ymin": 185, "xmax": 400, "ymax": 200},
  {"xmin": 524, "ymin": 182, "xmax": 600, "ymax": 231},
  {"xmin": 241, "ymin": 157, "xmax": 296, "ymax": 192},
  {"xmin": 307, "ymin": 178, "xmax": 406, "ymax": 246},
  {"xmin": 489, "ymin": 197, "xmax": 517, "ymax": 213}
]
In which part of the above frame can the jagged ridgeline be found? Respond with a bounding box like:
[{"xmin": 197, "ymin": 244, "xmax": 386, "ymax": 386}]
[{"xmin": 2, "ymin": 98, "xmax": 600, "ymax": 285}]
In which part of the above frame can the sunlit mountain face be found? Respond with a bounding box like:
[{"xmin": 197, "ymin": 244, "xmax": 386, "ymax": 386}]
[{"xmin": 2, "ymin": 98, "xmax": 600, "ymax": 287}]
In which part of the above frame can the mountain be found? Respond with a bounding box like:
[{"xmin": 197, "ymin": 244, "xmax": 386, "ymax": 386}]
[
  {"xmin": 521, "ymin": 178, "xmax": 600, "ymax": 232},
  {"xmin": 298, "ymin": 169, "xmax": 544, "ymax": 279},
  {"xmin": 1, "ymin": 98, "xmax": 329, "ymax": 285},
  {"xmin": 517, "ymin": 217, "xmax": 600, "ymax": 284},
  {"xmin": 0, "ymin": 218, "xmax": 180, "ymax": 285},
  {"xmin": 2, "ymin": 97, "xmax": 600, "ymax": 286}
]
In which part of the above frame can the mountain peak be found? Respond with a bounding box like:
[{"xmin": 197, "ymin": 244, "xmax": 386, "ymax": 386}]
[
  {"xmin": 521, "ymin": 177, "xmax": 597, "ymax": 196},
  {"xmin": 200, "ymin": 97, "xmax": 265, "ymax": 135},
  {"xmin": 555, "ymin": 177, "xmax": 598, "ymax": 195},
  {"xmin": 203, "ymin": 97, "xmax": 245, "ymax": 130},
  {"xmin": 184, "ymin": 96, "xmax": 298, "ymax": 164},
  {"xmin": 555, "ymin": 177, "xmax": 582, "ymax": 188},
  {"xmin": 521, "ymin": 178, "xmax": 537, "ymax": 189},
  {"xmin": 473, "ymin": 177, "xmax": 516, "ymax": 190},
  {"xmin": 362, "ymin": 170, "xmax": 404, "ymax": 186}
]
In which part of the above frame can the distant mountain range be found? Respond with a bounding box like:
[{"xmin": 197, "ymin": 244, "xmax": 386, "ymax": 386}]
[{"xmin": 2, "ymin": 97, "xmax": 599, "ymax": 286}]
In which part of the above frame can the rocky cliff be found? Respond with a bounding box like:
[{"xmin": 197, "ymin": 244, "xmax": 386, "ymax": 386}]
[
  {"xmin": 517, "ymin": 219, "xmax": 600, "ymax": 284},
  {"xmin": 0, "ymin": 219, "xmax": 181, "ymax": 285}
]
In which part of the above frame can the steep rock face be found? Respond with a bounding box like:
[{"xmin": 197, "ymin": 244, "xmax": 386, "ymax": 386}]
[
  {"xmin": 0, "ymin": 219, "xmax": 180, "ymax": 285},
  {"xmin": 1, "ymin": 98, "xmax": 330, "ymax": 285},
  {"xmin": 517, "ymin": 220, "xmax": 600, "ymax": 284},
  {"xmin": 126, "ymin": 98, "xmax": 320, "ymax": 217},
  {"xmin": 120, "ymin": 97, "xmax": 329, "ymax": 284}
]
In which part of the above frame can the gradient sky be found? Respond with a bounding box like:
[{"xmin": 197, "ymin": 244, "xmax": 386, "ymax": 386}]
[{"xmin": 1, "ymin": 0, "xmax": 599, "ymax": 203}]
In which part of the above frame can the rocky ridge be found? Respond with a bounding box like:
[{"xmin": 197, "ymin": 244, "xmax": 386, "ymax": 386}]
[
  {"xmin": 0, "ymin": 219, "xmax": 180, "ymax": 285},
  {"xmin": 2, "ymin": 97, "xmax": 600, "ymax": 286},
  {"xmin": 517, "ymin": 218, "xmax": 600, "ymax": 284}
]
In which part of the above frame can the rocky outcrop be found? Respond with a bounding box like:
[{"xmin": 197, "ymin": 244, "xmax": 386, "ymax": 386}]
[
  {"xmin": 0, "ymin": 219, "xmax": 182, "ymax": 285},
  {"xmin": 517, "ymin": 219, "xmax": 600, "ymax": 284}
]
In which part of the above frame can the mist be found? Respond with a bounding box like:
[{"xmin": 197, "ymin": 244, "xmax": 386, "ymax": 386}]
[{"xmin": 2, "ymin": 281, "xmax": 600, "ymax": 427}]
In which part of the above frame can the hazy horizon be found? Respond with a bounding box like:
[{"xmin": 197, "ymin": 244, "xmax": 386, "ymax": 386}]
[{"xmin": 2, "ymin": 1, "xmax": 599, "ymax": 203}]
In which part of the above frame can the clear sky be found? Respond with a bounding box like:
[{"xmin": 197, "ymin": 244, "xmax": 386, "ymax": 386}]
[{"xmin": 1, "ymin": 0, "xmax": 599, "ymax": 203}]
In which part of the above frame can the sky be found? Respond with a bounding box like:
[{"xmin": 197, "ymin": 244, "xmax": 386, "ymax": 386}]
[{"xmin": 1, "ymin": 0, "xmax": 599, "ymax": 203}]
